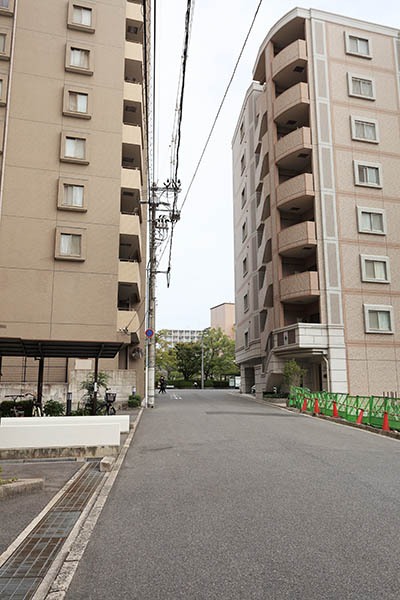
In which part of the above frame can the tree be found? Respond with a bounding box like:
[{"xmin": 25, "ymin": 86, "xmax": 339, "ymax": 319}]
[
  {"xmin": 80, "ymin": 371, "xmax": 110, "ymax": 414},
  {"xmin": 155, "ymin": 329, "xmax": 178, "ymax": 380},
  {"xmin": 202, "ymin": 328, "xmax": 239, "ymax": 380},
  {"xmin": 283, "ymin": 359, "xmax": 307, "ymax": 389},
  {"xmin": 175, "ymin": 343, "xmax": 201, "ymax": 380}
]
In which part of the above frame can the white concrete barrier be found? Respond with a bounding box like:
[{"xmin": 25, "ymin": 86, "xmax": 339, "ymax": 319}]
[
  {"xmin": 0, "ymin": 415, "xmax": 130, "ymax": 434},
  {"xmin": 0, "ymin": 423, "xmax": 120, "ymax": 450}
]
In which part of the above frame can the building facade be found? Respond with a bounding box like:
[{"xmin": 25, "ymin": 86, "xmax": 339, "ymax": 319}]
[
  {"xmin": 210, "ymin": 302, "xmax": 235, "ymax": 340},
  {"xmin": 233, "ymin": 8, "xmax": 400, "ymax": 397},
  {"xmin": 0, "ymin": 0, "xmax": 148, "ymax": 403}
]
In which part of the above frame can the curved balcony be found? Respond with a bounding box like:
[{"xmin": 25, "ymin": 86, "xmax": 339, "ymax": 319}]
[
  {"xmin": 274, "ymin": 82, "xmax": 309, "ymax": 125},
  {"xmin": 275, "ymin": 127, "xmax": 311, "ymax": 169},
  {"xmin": 280, "ymin": 271, "xmax": 320, "ymax": 303},
  {"xmin": 278, "ymin": 221, "xmax": 316, "ymax": 257},
  {"xmin": 277, "ymin": 173, "xmax": 314, "ymax": 213},
  {"xmin": 272, "ymin": 39, "xmax": 307, "ymax": 89}
]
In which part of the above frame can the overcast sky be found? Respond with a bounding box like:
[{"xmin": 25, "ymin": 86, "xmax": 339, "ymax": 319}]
[{"xmin": 154, "ymin": 0, "xmax": 398, "ymax": 331}]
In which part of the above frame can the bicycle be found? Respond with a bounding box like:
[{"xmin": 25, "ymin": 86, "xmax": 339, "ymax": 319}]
[
  {"xmin": 25, "ymin": 393, "xmax": 43, "ymax": 417},
  {"xmin": 4, "ymin": 394, "xmax": 26, "ymax": 417}
]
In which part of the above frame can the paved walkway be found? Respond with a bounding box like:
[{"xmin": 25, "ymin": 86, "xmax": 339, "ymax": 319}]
[{"xmin": 66, "ymin": 390, "xmax": 400, "ymax": 600}]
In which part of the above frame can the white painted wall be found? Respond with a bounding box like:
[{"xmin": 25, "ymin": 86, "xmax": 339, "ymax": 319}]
[
  {"xmin": 0, "ymin": 415, "xmax": 130, "ymax": 434},
  {"xmin": 0, "ymin": 423, "xmax": 120, "ymax": 449}
]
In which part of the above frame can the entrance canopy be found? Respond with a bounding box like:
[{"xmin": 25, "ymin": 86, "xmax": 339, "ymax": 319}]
[{"xmin": 0, "ymin": 338, "xmax": 124, "ymax": 359}]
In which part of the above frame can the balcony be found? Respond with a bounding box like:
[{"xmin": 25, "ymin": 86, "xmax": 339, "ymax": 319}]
[
  {"xmin": 277, "ymin": 173, "xmax": 314, "ymax": 213},
  {"xmin": 272, "ymin": 323, "xmax": 334, "ymax": 353},
  {"xmin": 278, "ymin": 221, "xmax": 316, "ymax": 258},
  {"xmin": 274, "ymin": 82, "xmax": 309, "ymax": 126},
  {"xmin": 280, "ymin": 270, "xmax": 319, "ymax": 303},
  {"xmin": 124, "ymin": 81, "xmax": 142, "ymax": 103},
  {"xmin": 126, "ymin": 1, "xmax": 143, "ymax": 22},
  {"xmin": 275, "ymin": 127, "xmax": 311, "ymax": 169},
  {"xmin": 125, "ymin": 40, "xmax": 142, "ymax": 62},
  {"xmin": 119, "ymin": 260, "xmax": 141, "ymax": 295},
  {"xmin": 123, "ymin": 123, "xmax": 142, "ymax": 146},
  {"xmin": 120, "ymin": 214, "xmax": 141, "ymax": 261},
  {"xmin": 117, "ymin": 309, "xmax": 140, "ymax": 343},
  {"xmin": 272, "ymin": 39, "xmax": 307, "ymax": 89},
  {"xmin": 121, "ymin": 167, "xmax": 141, "ymax": 191},
  {"xmin": 256, "ymin": 176, "xmax": 270, "ymax": 224}
]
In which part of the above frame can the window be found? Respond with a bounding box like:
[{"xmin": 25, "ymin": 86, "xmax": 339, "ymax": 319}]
[
  {"xmin": 68, "ymin": 1, "xmax": 95, "ymax": 33},
  {"xmin": 58, "ymin": 177, "xmax": 87, "ymax": 211},
  {"xmin": 345, "ymin": 33, "xmax": 371, "ymax": 58},
  {"xmin": 360, "ymin": 255, "xmax": 390, "ymax": 283},
  {"xmin": 354, "ymin": 161, "xmax": 382, "ymax": 188},
  {"xmin": 241, "ymin": 220, "xmax": 247, "ymax": 242},
  {"xmin": 244, "ymin": 330, "xmax": 249, "ymax": 348},
  {"xmin": 0, "ymin": 34, "xmax": 5, "ymax": 53},
  {"xmin": 55, "ymin": 226, "xmax": 86, "ymax": 261},
  {"xmin": 66, "ymin": 137, "xmax": 85, "ymax": 159},
  {"xmin": 0, "ymin": 76, "xmax": 5, "ymax": 105},
  {"xmin": 73, "ymin": 6, "xmax": 92, "ymax": 26},
  {"xmin": 241, "ymin": 187, "xmax": 246, "ymax": 208},
  {"xmin": 65, "ymin": 43, "xmax": 94, "ymax": 74},
  {"xmin": 0, "ymin": 1, "xmax": 9, "ymax": 7},
  {"xmin": 69, "ymin": 92, "xmax": 88, "ymax": 113},
  {"xmin": 350, "ymin": 116, "xmax": 378, "ymax": 143},
  {"xmin": 244, "ymin": 293, "xmax": 249, "ymax": 312},
  {"xmin": 240, "ymin": 154, "xmax": 245, "ymax": 174},
  {"xmin": 243, "ymin": 257, "xmax": 248, "ymax": 276},
  {"xmin": 347, "ymin": 73, "xmax": 375, "ymax": 100},
  {"xmin": 357, "ymin": 207, "xmax": 385, "ymax": 235},
  {"xmin": 71, "ymin": 48, "xmax": 89, "ymax": 69},
  {"xmin": 240, "ymin": 122, "xmax": 244, "ymax": 142},
  {"xmin": 0, "ymin": 0, "xmax": 13, "ymax": 16},
  {"xmin": 60, "ymin": 132, "xmax": 89, "ymax": 164},
  {"xmin": 63, "ymin": 86, "xmax": 91, "ymax": 119},
  {"xmin": 364, "ymin": 305, "xmax": 394, "ymax": 334}
]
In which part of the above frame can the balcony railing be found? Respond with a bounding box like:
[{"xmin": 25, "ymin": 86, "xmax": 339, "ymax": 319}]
[
  {"xmin": 280, "ymin": 270, "xmax": 319, "ymax": 303},
  {"xmin": 272, "ymin": 323, "xmax": 333, "ymax": 351},
  {"xmin": 277, "ymin": 173, "xmax": 314, "ymax": 212},
  {"xmin": 274, "ymin": 82, "xmax": 309, "ymax": 122},
  {"xmin": 278, "ymin": 221, "xmax": 316, "ymax": 257},
  {"xmin": 117, "ymin": 309, "xmax": 140, "ymax": 342},
  {"xmin": 124, "ymin": 81, "xmax": 142, "ymax": 103},
  {"xmin": 275, "ymin": 126, "xmax": 311, "ymax": 165},
  {"xmin": 125, "ymin": 40, "xmax": 142, "ymax": 62},
  {"xmin": 272, "ymin": 39, "xmax": 307, "ymax": 81},
  {"xmin": 118, "ymin": 260, "xmax": 141, "ymax": 290},
  {"xmin": 122, "ymin": 124, "xmax": 142, "ymax": 146},
  {"xmin": 126, "ymin": 1, "xmax": 143, "ymax": 22}
]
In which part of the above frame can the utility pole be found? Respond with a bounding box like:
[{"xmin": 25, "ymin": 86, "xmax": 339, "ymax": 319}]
[
  {"xmin": 145, "ymin": 179, "xmax": 181, "ymax": 408},
  {"xmin": 201, "ymin": 331, "xmax": 204, "ymax": 390}
]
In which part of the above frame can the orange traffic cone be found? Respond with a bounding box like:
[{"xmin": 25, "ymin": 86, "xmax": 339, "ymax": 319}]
[
  {"xmin": 333, "ymin": 401, "xmax": 339, "ymax": 418},
  {"xmin": 382, "ymin": 411, "xmax": 390, "ymax": 431},
  {"xmin": 314, "ymin": 398, "xmax": 320, "ymax": 414},
  {"xmin": 356, "ymin": 408, "xmax": 364, "ymax": 424},
  {"xmin": 302, "ymin": 398, "xmax": 308, "ymax": 412}
]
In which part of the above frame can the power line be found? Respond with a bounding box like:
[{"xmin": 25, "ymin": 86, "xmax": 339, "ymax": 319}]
[{"xmin": 179, "ymin": 0, "xmax": 264, "ymax": 213}]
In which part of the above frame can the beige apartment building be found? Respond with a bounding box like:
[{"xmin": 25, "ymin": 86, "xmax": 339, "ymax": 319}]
[
  {"xmin": 233, "ymin": 8, "xmax": 400, "ymax": 397},
  {"xmin": 0, "ymin": 0, "xmax": 149, "ymax": 403},
  {"xmin": 210, "ymin": 302, "xmax": 235, "ymax": 340}
]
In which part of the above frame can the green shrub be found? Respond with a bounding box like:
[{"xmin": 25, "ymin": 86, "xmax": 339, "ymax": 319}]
[
  {"xmin": 71, "ymin": 403, "xmax": 86, "ymax": 416},
  {"xmin": 128, "ymin": 394, "xmax": 142, "ymax": 408},
  {"xmin": 0, "ymin": 399, "xmax": 33, "ymax": 417},
  {"xmin": 263, "ymin": 392, "xmax": 289, "ymax": 398},
  {"xmin": 43, "ymin": 399, "xmax": 65, "ymax": 416}
]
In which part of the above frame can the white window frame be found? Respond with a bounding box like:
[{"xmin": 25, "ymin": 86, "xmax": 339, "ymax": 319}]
[
  {"xmin": 363, "ymin": 304, "xmax": 394, "ymax": 334},
  {"xmin": 350, "ymin": 115, "xmax": 379, "ymax": 144},
  {"xmin": 360, "ymin": 255, "xmax": 390, "ymax": 283},
  {"xmin": 357, "ymin": 206, "xmax": 386, "ymax": 235},
  {"xmin": 347, "ymin": 72, "xmax": 375, "ymax": 100},
  {"xmin": 353, "ymin": 160, "xmax": 382, "ymax": 188},
  {"xmin": 344, "ymin": 32, "xmax": 372, "ymax": 59}
]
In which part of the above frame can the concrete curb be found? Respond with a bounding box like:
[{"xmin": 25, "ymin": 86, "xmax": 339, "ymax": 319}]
[
  {"xmin": 0, "ymin": 445, "xmax": 119, "ymax": 461},
  {"xmin": 0, "ymin": 478, "xmax": 44, "ymax": 499},
  {"xmin": 32, "ymin": 406, "xmax": 144, "ymax": 600}
]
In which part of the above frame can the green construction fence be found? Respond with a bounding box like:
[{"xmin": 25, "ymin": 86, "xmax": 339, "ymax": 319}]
[{"xmin": 289, "ymin": 386, "xmax": 400, "ymax": 431}]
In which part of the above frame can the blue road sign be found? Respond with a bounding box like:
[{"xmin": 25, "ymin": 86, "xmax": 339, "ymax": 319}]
[{"xmin": 145, "ymin": 328, "xmax": 154, "ymax": 338}]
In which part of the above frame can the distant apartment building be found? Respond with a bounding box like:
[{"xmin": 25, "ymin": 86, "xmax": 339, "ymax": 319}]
[
  {"xmin": 210, "ymin": 303, "xmax": 235, "ymax": 340},
  {"xmin": 233, "ymin": 8, "xmax": 400, "ymax": 397},
  {"xmin": 0, "ymin": 0, "xmax": 149, "ymax": 402},
  {"xmin": 163, "ymin": 330, "xmax": 203, "ymax": 345}
]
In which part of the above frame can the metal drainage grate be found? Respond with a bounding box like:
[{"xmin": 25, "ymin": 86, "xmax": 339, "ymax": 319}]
[{"xmin": 0, "ymin": 462, "xmax": 104, "ymax": 600}]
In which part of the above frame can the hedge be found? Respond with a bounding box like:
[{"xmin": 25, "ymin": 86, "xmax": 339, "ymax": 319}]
[{"xmin": 0, "ymin": 399, "xmax": 34, "ymax": 417}]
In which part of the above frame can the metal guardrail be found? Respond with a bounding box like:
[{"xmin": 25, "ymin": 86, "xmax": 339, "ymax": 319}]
[{"xmin": 289, "ymin": 386, "xmax": 400, "ymax": 431}]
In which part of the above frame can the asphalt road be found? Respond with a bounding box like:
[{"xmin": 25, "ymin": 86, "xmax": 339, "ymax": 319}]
[{"xmin": 66, "ymin": 390, "xmax": 400, "ymax": 600}]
